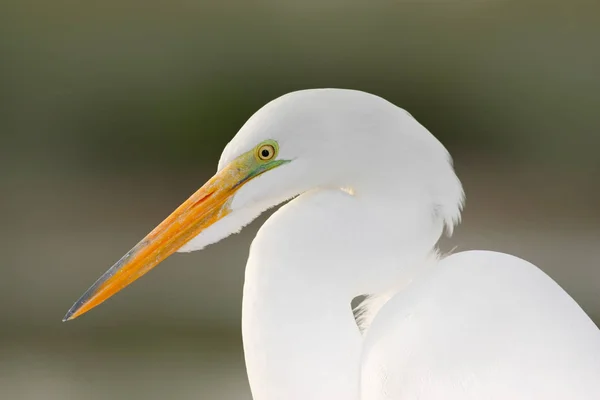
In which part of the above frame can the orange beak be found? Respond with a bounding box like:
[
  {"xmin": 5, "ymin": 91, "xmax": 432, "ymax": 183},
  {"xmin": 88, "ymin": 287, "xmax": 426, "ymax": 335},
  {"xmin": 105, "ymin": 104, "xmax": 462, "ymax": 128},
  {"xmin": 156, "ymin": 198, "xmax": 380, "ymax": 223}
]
[{"xmin": 63, "ymin": 154, "xmax": 259, "ymax": 321}]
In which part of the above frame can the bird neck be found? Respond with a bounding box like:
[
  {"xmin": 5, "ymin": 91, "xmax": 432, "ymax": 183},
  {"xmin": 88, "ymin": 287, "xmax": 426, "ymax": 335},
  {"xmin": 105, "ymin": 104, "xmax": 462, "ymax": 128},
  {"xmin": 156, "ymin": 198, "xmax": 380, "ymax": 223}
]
[
  {"xmin": 241, "ymin": 187, "xmax": 444, "ymax": 400},
  {"xmin": 242, "ymin": 269, "xmax": 362, "ymax": 400}
]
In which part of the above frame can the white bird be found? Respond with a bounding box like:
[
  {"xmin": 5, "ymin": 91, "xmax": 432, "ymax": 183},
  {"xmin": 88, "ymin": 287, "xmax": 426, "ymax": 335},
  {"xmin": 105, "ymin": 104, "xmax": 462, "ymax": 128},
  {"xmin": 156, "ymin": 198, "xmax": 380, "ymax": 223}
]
[{"xmin": 64, "ymin": 89, "xmax": 600, "ymax": 399}]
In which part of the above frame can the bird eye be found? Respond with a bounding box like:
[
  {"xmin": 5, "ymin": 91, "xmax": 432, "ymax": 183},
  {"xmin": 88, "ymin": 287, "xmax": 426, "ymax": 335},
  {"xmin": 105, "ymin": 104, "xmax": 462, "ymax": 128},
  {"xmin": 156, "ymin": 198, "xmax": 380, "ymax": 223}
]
[{"xmin": 257, "ymin": 143, "xmax": 276, "ymax": 161}]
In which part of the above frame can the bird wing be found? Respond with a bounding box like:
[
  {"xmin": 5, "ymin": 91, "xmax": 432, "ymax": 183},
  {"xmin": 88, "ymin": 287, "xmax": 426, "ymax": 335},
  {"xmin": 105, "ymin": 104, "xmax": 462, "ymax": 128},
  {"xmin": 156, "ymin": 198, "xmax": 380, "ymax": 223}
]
[{"xmin": 360, "ymin": 250, "xmax": 600, "ymax": 400}]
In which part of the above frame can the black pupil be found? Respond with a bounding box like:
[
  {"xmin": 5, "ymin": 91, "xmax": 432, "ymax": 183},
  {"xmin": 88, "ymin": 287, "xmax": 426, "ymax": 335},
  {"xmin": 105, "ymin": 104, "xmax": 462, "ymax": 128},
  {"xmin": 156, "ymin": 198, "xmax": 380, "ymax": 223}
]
[{"xmin": 261, "ymin": 148, "xmax": 271, "ymax": 158}]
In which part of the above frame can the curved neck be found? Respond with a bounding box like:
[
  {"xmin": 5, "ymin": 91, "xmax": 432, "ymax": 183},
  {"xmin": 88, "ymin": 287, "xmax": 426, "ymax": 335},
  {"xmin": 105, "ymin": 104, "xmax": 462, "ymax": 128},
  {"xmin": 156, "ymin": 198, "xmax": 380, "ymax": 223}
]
[{"xmin": 240, "ymin": 183, "xmax": 445, "ymax": 400}]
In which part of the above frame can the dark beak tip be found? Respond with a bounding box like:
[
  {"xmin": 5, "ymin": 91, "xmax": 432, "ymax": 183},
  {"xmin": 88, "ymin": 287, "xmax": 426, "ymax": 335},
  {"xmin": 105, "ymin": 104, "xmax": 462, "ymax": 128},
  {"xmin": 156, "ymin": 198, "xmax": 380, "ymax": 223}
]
[
  {"xmin": 62, "ymin": 309, "xmax": 74, "ymax": 322},
  {"xmin": 62, "ymin": 300, "xmax": 83, "ymax": 322}
]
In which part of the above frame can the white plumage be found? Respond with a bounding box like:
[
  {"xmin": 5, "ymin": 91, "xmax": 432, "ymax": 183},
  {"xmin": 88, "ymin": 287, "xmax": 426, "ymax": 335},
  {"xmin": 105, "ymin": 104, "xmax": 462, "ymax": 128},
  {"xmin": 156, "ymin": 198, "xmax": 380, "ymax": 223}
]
[
  {"xmin": 65, "ymin": 88, "xmax": 600, "ymax": 399},
  {"xmin": 187, "ymin": 89, "xmax": 600, "ymax": 399}
]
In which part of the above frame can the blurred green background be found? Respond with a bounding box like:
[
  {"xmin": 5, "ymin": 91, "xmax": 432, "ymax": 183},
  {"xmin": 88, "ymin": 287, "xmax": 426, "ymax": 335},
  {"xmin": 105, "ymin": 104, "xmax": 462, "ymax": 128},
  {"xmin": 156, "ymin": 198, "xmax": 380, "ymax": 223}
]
[{"xmin": 2, "ymin": 0, "xmax": 599, "ymax": 398}]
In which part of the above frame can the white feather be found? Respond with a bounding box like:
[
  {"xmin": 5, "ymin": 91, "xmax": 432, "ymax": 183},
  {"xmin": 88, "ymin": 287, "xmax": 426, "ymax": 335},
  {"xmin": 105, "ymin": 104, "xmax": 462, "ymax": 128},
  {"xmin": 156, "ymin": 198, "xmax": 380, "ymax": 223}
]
[{"xmin": 178, "ymin": 89, "xmax": 600, "ymax": 399}]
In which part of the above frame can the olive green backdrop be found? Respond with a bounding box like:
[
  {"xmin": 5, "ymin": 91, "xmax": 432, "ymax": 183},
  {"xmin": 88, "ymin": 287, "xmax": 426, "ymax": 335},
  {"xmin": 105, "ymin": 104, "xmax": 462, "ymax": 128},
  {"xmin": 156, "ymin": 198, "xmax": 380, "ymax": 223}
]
[{"xmin": 1, "ymin": 0, "xmax": 599, "ymax": 398}]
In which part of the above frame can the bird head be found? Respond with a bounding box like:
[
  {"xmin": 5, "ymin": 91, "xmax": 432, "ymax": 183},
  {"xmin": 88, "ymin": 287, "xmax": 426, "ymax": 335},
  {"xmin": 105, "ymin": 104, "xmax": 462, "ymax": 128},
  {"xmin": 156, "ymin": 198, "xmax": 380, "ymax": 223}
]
[{"xmin": 63, "ymin": 89, "xmax": 463, "ymax": 321}]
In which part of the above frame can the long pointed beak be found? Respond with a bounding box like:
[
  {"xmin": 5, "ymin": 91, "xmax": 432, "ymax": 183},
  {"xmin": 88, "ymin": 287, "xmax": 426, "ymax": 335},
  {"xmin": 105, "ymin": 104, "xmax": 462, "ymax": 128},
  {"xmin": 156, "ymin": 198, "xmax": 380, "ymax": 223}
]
[{"xmin": 63, "ymin": 158, "xmax": 250, "ymax": 321}]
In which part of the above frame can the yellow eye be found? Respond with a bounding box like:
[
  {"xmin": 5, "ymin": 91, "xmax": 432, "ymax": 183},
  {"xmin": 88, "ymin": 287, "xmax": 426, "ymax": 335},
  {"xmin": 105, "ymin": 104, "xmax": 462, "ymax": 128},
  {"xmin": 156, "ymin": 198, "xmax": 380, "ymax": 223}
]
[{"xmin": 257, "ymin": 144, "xmax": 276, "ymax": 161}]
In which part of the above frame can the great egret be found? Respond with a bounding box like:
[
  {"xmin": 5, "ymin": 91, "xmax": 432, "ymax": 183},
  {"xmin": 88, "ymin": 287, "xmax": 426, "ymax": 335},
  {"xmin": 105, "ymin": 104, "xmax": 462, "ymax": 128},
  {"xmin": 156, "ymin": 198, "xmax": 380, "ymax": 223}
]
[{"xmin": 64, "ymin": 89, "xmax": 600, "ymax": 399}]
